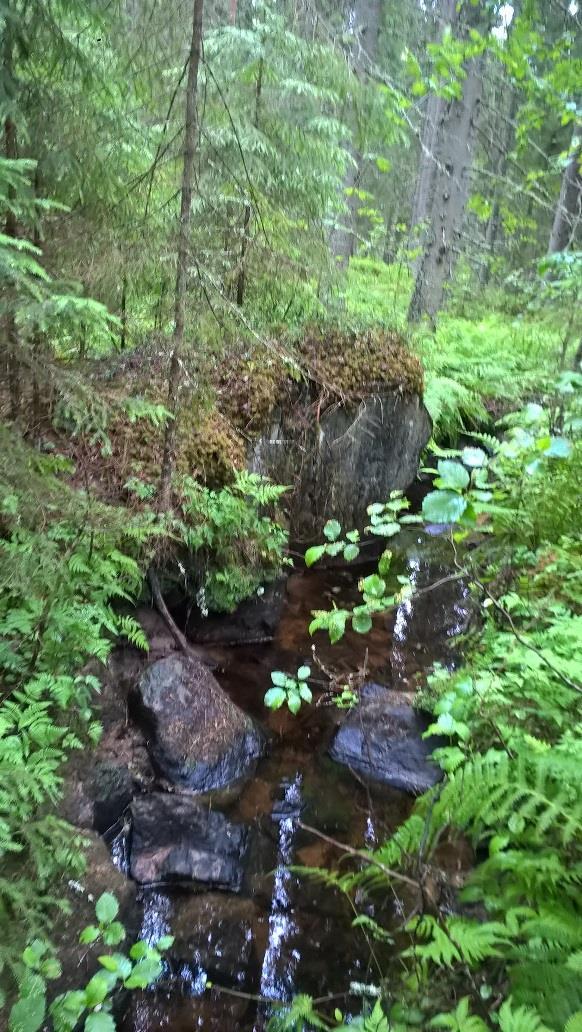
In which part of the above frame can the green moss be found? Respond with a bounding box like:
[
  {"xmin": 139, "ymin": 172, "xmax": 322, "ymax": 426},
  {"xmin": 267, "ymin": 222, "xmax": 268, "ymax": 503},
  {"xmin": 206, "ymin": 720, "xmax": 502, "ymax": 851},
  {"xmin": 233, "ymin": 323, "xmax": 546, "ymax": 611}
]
[{"xmin": 297, "ymin": 325, "xmax": 424, "ymax": 402}]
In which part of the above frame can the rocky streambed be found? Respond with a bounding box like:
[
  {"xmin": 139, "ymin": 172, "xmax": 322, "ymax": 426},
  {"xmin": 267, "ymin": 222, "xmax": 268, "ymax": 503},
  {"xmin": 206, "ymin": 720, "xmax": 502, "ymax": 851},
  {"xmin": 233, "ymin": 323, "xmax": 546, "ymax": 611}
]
[{"xmin": 58, "ymin": 533, "xmax": 472, "ymax": 1031}]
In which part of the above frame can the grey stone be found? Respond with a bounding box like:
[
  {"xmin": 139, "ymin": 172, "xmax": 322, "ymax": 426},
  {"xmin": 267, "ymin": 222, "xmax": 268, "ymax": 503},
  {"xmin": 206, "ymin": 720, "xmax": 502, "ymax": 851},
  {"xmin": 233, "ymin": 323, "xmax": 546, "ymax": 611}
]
[
  {"xmin": 251, "ymin": 392, "xmax": 431, "ymax": 539},
  {"xmin": 129, "ymin": 793, "xmax": 247, "ymax": 889},
  {"xmin": 329, "ymin": 683, "xmax": 445, "ymax": 794},
  {"xmin": 134, "ymin": 654, "xmax": 265, "ymax": 791}
]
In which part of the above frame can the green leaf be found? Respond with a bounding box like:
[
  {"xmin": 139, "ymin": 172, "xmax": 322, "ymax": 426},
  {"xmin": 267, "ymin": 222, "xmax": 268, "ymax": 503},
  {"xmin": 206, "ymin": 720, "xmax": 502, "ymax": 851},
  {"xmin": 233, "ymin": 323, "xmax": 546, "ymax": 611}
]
[
  {"xmin": 297, "ymin": 665, "xmax": 311, "ymax": 680},
  {"xmin": 462, "ymin": 446, "xmax": 487, "ymax": 467},
  {"xmin": 543, "ymin": 436, "xmax": 572, "ymax": 458},
  {"xmin": 124, "ymin": 956, "xmax": 162, "ymax": 990},
  {"xmin": 435, "ymin": 460, "xmax": 470, "ymax": 491},
  {"xmin": 128, "ymin": 942, "xmax": 149, "ymax": 961},
  {"xmin": 323, "ymin": 519, "xmax": 341, "ymax": 541},
  {"xmin": 352, "ymin": 610, "xmax": 373, "ymax": 634},
  {"xmin": 79, "ymin": 925, "xmax": 100, "ymax": 945},
  {"xmin": 101, "ymin": 922, "xmax": 125, "ymax": 946},
  {"xmin": 378, "ymin": 550, "xmax": 392, "ymax": 576},
  {"xmin": 371, "ymin": 522, "xmax": 400, "ymax": 537},
  {"xmin": 156, "ymin": 935, "xmax": 175, "ymax": 951},
  {"xmin": 343, "ymin": 543, "xmax": 360, "ymax": 561},
  {"xmin": 367, "ymin": 502, "xmax": 385, "ymax": 516},
  {"xmin": 9, "ymin": 995, "xmax": 46, "ymax": 1032},
  {"xmin": 361, "ymin": 574, "xmax": 386, "ymax": 599},
  {"xmin": 85, "ymin": 1013, "xmax": 116, "ymax": 1032},
  {"xmin": 84, "ymin": 975, "xmax": 109, "ymax": 1007},
  {"xmin": 95, "ymin": 893, "xmax": 119, "ymax": 926},
  {"xmin": 298, "ymin": 683, "xmax": 313, "ymax": 703},
  {"xmin": 422, "ymin": 490, "xmax": 468, "ymax": 525},
  {"xmin": 287, "ymin": 690, "xmax": 302, "ymax": 715},
  {"xmin": 271, "ymin": 670, "xmax": 287, "ymax": 687},
  {"xmin": 305, "ymin": 545, "xmax": 326, "ymax": 567},
  {"xmin": 98, "ymin": 954, "xmax": 131, "ymax": 979},
  {"xmin": 264, "ymin": 687, "xmax": 286, "ymax": 710},
  {"xmin": 328, "ymin": 610, "xmax": 348, "ymax": 643}
]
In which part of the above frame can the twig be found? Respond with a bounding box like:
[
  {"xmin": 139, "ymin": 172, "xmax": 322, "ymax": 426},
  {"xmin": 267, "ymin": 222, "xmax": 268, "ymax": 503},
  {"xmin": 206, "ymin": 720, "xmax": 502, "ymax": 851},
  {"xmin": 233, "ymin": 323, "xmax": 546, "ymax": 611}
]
[{"xmin": 297, "ymin": 820, "xmax": 420, "ymax": 890}]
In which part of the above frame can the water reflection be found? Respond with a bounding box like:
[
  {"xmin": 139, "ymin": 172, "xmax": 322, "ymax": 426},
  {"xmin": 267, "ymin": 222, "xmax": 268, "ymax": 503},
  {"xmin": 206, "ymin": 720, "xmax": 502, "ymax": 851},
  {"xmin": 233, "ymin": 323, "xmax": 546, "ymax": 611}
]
[{"xmin": 255, "ymin": 773, "xmax": 303, "ymax": 1029}]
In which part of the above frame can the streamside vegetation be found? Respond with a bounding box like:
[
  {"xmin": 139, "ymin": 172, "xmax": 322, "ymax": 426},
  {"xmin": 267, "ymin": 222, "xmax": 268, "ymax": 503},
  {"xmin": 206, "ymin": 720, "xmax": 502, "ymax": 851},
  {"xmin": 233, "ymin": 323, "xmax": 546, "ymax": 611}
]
[{"xmin": 0, "ymin": 0, "xmax": 580, "ymax": 1029}]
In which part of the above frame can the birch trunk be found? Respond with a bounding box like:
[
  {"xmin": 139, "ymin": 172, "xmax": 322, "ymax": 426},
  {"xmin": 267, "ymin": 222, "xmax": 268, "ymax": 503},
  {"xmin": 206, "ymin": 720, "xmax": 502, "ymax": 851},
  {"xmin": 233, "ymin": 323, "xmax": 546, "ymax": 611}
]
[{"xmin": 548, "ymin": 128, "xmax": 582, "ymax": 254}]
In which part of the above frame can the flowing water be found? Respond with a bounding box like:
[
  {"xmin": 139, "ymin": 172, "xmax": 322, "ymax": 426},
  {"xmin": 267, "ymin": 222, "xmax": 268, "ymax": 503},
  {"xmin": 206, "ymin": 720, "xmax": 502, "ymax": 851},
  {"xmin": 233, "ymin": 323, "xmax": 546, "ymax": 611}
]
[{"xmin": 120, "ymin": 532, "xmax": 470, "ymax": 1030}]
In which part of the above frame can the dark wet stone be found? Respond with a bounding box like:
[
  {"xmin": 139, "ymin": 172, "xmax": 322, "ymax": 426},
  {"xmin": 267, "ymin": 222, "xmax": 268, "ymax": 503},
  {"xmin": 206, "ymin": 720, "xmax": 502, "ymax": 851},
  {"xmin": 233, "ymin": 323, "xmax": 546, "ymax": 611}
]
[
  {"xmin": 329, "ymin": 683, "xmax": 445, "ymax": 794},
  {"xmin": 188, "ymin": 578, "xmax": 287, "ymax": 646},
  {"xmin": 129, "ymin": 793, "xmax": 248, "ymax": 889},
  {"xmin": 134, "ymin": 654, "xmax": 266, "ymax": 791}
]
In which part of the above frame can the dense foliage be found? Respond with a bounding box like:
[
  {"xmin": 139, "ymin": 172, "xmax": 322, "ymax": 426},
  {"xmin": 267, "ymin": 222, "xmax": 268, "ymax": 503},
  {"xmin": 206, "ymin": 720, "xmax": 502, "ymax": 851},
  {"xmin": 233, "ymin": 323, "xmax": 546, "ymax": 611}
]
[{"xmin": 0, "ymin": 0, "xmax": 580, "ymax": 1025}]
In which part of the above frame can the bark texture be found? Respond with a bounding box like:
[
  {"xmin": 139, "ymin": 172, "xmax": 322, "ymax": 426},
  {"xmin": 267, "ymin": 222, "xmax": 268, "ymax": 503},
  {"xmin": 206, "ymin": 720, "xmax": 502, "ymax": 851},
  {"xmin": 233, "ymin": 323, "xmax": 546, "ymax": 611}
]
[
  {"xmin": 548, "ymin": 129, "xmax": 582, "ymax": 254},
  {"xmin": 408, "ymin": 20, "xmax": 485, "ymax": 324},
  {"xmin": 159, "ymin": 0, "xmax": 205, "ymax": 510},
  {"xmin": 331, "ymin": 0, "xmax": 381, "ymax": 263}
]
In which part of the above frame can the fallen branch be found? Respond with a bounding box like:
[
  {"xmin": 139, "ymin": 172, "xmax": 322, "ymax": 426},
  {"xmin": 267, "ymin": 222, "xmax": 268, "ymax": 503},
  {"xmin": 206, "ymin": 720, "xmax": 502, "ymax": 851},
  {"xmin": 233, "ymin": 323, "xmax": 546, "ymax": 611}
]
[{"xmin": 148, "ymin": 566, "xmax": 207, "ymax": 663}]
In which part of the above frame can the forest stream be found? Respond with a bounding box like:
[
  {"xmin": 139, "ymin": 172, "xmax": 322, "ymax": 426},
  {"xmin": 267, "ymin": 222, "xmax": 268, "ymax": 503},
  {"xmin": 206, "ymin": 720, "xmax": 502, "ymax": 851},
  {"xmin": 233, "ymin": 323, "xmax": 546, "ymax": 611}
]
[{"xmin": 104, "ymin": 531, "xmax": 472, "ymax": 1031}]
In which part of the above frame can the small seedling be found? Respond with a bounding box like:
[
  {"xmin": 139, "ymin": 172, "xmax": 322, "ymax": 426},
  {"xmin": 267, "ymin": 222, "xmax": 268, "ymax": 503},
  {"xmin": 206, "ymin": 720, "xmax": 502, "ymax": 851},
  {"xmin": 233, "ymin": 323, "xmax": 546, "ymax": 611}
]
[{"xmin": 265, "ymin": 665, "xmax": 313, "ymax": 715}]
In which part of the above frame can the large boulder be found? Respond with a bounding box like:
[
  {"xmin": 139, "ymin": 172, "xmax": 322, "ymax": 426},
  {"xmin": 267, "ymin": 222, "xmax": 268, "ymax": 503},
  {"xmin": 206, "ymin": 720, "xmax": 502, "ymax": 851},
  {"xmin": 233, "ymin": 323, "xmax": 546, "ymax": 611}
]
[
  {"xmin": 129, "ymin": 793, "xmax": 247, "ymax": 890},
  {"xmin": 329, "ymin": 683, "xmax": 445, "ymax": 794},
  {"xmin": 134, "ymin": 654, "xmax": 265, "ymax": 791},
  {"xmin": 251, "ymin": 392, "xmax": 431, "ymax": 539}
]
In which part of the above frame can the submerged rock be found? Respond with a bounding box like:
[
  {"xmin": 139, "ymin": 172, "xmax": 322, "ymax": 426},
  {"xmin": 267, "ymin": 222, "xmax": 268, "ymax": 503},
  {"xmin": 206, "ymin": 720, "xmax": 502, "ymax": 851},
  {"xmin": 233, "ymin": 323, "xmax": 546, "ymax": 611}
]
[
  {"xmin": 329, "ymin": 683, "xmax": 444, "ymax": 794},
  {"xmin": 134, "ymin": 654, "xmax": 265, "ymax": 791},
  {"xmin": 188, "ymin": 577, "xmax": 287, "ymax": 646},
  {"xmin": 129, "ymin": 793, "xmax": 247, "ymax": 889},
  {"xmin": 170, "ymin": 894, "xmax": 266, "ymax": 983}
]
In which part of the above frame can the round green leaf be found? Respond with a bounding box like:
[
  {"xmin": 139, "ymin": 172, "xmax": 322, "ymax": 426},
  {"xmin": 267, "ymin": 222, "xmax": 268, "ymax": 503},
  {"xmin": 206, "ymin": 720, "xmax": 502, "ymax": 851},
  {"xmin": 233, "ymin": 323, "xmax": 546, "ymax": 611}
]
[
  {"xmin": 352, "ymin": 611, "xmax": 372, "ymax": 634},
  {"xmin": 461, "ymin": 446, "xmax": 487, "ymax": 467},
  {"xmin": 264, "ymin": 687, "xmax": 286, "ymax": 710},
  {"xmin": 435, "ymin": 460, "xmax": 470, "ymax": 491},
  {"xmin": 422, "ymin": 490, "xmax": 468, "ymax": 525},
  {"xmin": 9, "ymin": 995, "xmax": 46, "ymax": 1032},
  {"xmin": 343, "ymin": 543, "xmax": 360, "ymax": 561},
  {"xmin": 95, "ymin": 893, "xmax": 119, "ymax": 926},
  {"xmin": 297, "ymin": 665, "xmax": 311, "ymax": 680},
  {"xmin": 323, "ymin": 519, "xmax": 341, "ymax": 541},
  {"xmin": 85, "ymin": 1014, "xmax": 116, "ymax": 1032},
  {"xmin": 271, "ymin": 670, "xmax": 287, "ymax": 687}
]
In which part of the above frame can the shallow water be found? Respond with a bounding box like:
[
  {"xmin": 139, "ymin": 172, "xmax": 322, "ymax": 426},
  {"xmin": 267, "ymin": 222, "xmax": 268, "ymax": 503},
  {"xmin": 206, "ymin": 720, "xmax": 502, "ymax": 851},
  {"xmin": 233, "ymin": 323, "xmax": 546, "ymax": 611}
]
[{"xmin": 121, "ymin": 533, "xmax": 470, "ymax": 1031}]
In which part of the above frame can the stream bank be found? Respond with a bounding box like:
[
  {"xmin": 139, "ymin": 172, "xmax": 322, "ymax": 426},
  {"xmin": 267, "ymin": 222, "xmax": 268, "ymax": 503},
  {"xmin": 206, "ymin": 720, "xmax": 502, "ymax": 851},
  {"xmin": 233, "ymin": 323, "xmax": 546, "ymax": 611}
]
[{"xmin": 59, "ymin": 532, "xmax": 472, "ymax": 1031}]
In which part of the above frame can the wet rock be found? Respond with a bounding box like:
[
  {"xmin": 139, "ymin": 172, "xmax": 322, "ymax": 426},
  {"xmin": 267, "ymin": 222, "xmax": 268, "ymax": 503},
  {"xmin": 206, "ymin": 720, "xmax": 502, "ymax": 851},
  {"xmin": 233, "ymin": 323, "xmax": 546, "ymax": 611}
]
[
  {"xmin": 134, "ymin": 654, "xmax": 266, "ymax": 791},
  {"xmin": 188, "ymin": 578, "xmax": 287, "ymax": 646},
  {"xmin": 251, "ymin": 392, "xmax": 431, "ymax": 539},
  {"xmin": 123, "ymin": 990, "xmax": 250, "ymax": 1031},
  {"xmin": 329, "ymin": 683, "xmax": 445, "ymax": 794},
  {"xmin": 170, "ymin": 894, "xmax": 266, "ymax": 983},
  {"xmin": 129, "ymin": 793, "xmax": 248, "ymax": 890},
  {"xmin": 61, "ymin": 759, "xmax": 134, "ymax": 835}
]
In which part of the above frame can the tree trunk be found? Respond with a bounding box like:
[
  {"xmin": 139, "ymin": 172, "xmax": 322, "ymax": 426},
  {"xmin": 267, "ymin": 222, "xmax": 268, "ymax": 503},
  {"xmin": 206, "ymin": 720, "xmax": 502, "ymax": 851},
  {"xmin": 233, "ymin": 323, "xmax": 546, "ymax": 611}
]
[
  {"xmin": 408, "ymin": 0, "xmax": 456, "ymax": 273},
  {"xmin": 158, "ymin": 0, "xmax": 204, "ymax": 511},
  {"xmin": 235, "ymin": 55, "xmax": 263, "ymax": 307},
  {"xmin": 330, "ymin": 0, "xmax": 381, "ymax": 264},
  {"xmin": 548, "ymin": 128, "xmax": 582, "ymax": 254},
  {"xmin": 480, "ymin": 88, "xmax": 518, "ymax": 285},
  {"xmin": 4, "ymin": 22, "xmax": 20, "ymax": 421},
  {"xmin": 408, "ymin": 8, "xmax": 486, "ymax": 325}
]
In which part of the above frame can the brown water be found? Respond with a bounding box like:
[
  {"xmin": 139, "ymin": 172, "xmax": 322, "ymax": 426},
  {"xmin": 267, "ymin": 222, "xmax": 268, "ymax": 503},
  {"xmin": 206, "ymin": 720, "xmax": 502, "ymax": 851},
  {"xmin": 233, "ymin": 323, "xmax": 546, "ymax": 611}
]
[{"xmin": 121, "ymin": 532, "xmax": 470, "ymax": 1031}]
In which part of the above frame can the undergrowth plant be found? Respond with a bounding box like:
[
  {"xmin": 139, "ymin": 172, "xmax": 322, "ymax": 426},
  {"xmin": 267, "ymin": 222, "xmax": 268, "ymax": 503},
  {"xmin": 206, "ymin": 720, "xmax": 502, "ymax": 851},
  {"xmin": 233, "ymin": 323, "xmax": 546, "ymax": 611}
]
[{"xmin": 7, "ymin": 892, "xmax": 172, "ymax": 1032}]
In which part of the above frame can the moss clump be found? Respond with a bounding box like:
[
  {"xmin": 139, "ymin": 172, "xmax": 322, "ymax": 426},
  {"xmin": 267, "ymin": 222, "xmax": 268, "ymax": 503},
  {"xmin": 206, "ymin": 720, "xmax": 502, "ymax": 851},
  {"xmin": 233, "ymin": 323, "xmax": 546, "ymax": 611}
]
[
  {"xmin": 215, "ymin": 349, "xmax": 287, "ymax": 436},
  {"xmin": 297, "ymin": 325, "xmax": 424, "ymax": 401},
  {"xmin": 179, "ymin": 408, "xmax": 246, "ymax": 487}
]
